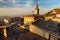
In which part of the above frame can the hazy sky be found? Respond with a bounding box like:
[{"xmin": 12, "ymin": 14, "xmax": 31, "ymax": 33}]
[{"xmin": 0, "ymin": 0, "xmax": 60, "ymax": 16}]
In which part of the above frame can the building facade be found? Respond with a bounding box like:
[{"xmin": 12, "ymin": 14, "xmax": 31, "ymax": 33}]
[{"xmin": 24, "ymin": 15, "xmax": 34, "ymax": 24}]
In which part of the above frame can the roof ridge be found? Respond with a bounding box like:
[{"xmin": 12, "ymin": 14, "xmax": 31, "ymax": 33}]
[{"xmin": 54, "ymin": 8, "xmax": 60, "ymax": 9}]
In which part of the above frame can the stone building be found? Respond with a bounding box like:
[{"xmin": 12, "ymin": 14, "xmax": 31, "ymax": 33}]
[
  {"xmin": 24, "ymin": 15, "xmax": 34, "ymax": 24},
  {"xmin": 45, "ymin": 8, "xmax": 60, "ymax": 23},
  {"xmin": 23, "ymin": 1, "xmax": 44, "ymax": 24}
]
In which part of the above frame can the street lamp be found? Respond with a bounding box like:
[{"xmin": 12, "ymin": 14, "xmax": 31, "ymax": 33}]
[{"xmin": 3, "ymin": 18, "xmax": 9, "ymax": 39}]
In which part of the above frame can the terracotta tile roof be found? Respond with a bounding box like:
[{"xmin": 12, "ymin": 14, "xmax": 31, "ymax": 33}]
[
  {"xmin": 54, "ymin": 8, "xmax": 60, "ymax": 14},
  {"xmin": 46, "ymin": 8, "xmax": 60, "ymax": 15},
  {"xmin": 33, "ymin": 15, "xmax": 44, "ymax": 20},
  {"xmin": 0, "ymin": 21, "xmax": 5, "ymax": 26},
  {"xmin": 32, "ymin": 19, "xmax": 60, "ymax": 38},
  {"xmin": 1, "ymin": 26, "xmax": 48, "ymax": 40}
]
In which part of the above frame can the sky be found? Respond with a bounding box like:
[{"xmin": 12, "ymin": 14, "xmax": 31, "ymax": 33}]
[{"xmin": 0, "ymin": 0, "xmax": 60, "ymax": 16}]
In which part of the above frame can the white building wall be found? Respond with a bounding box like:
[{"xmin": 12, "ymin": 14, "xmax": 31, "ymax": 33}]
[{"xmin": 29, "ymin": 24, "xmax": 49, "ymax": 39}]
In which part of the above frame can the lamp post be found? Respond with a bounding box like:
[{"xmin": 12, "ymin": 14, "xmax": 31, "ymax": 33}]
[{"xmin": 3, "ymin": 18, "xmax": 9, "ymax": 39}]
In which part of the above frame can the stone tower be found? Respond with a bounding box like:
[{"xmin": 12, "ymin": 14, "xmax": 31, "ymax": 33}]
[{"xmin": 34, "ymin": 0, "xmax": 39, "ymax": 15}]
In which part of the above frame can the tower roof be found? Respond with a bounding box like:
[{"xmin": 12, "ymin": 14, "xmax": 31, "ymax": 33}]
[
  {"xmin": 35, "ymin": 0, "xmax": 39, "ymax": 9},
  {"xmin": 34, "ymin": 0, "xmax": 39, "ymax": 15}
]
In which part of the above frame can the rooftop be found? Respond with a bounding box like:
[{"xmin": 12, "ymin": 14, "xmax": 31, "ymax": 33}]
[
  {"xmin": 0, "ymin": 25, "xmax": 48, "ymax": 40},
  {"xmin": 54, "ymin": 8, "xmax": 60, "ymax": 14},
  {"xmin": 32, "ymin": 19, "xmax": 60, "ymax": 39}
]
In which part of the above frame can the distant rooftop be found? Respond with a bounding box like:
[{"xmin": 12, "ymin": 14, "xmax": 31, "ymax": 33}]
[{"xmin": 54, "ymin": 8, "xmax": 60, "ymax": 14}]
